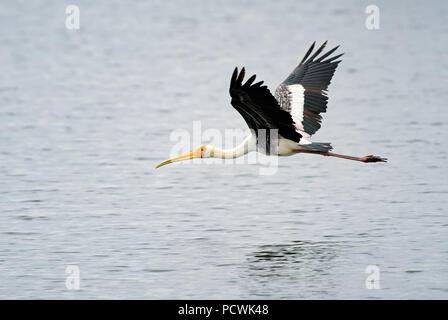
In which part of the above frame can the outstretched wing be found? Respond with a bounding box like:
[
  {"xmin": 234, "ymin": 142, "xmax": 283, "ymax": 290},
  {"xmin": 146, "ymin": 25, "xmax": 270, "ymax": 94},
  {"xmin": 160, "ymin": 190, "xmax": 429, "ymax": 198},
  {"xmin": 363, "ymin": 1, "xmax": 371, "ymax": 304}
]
[
  {"xmin": 275, "ymin": 41, "xmax": 343, "ymax": 138},
  {"xmin": 229, "ymin": 67, "xmax": 302, "ymax": 143}
]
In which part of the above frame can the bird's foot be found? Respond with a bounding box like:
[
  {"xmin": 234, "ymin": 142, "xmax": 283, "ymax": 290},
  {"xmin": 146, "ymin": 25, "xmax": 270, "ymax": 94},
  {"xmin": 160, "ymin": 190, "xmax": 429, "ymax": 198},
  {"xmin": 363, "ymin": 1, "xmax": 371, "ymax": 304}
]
[{"xmin": 361, "ymin": 155, "xmax": 387, "ymax": 163}]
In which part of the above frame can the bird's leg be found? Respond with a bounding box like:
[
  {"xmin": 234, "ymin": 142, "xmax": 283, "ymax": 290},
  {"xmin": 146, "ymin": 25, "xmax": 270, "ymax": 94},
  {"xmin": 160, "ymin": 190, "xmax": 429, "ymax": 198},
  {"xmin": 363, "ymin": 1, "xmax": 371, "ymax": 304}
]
[{"xmin": 292, "ymin": 150, "xmax": 387, "ymax": 163}]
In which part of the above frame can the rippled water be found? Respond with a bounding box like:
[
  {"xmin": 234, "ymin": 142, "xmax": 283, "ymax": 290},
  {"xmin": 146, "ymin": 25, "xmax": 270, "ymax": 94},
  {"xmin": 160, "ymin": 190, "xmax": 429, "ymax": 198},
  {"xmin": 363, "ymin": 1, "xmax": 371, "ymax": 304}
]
[{"xmin": 1, "ymin": 0, "xmax": 447, "ymax": 299}]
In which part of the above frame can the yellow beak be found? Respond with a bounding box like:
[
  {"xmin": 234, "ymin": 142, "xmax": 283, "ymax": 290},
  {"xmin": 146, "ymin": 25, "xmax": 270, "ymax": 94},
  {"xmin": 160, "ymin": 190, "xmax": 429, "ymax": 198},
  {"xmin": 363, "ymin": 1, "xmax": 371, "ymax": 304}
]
[{"xmin": 155, "ymin": 151, "xmax": 195, "ymax": 169}]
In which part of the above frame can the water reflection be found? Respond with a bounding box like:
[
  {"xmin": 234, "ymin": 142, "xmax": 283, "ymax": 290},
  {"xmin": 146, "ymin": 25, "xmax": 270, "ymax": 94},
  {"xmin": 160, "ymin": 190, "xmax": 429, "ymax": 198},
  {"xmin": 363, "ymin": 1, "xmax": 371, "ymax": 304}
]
[{"xmin": 244, "ymin": 240, "xmax": 341, "ymax": 298}]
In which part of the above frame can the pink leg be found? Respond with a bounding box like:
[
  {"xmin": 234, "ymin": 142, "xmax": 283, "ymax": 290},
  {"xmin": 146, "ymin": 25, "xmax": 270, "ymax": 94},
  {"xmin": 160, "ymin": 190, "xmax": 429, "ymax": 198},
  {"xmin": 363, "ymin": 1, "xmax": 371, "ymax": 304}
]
[{"xmin": 292, "ymin": 150, "xmax": 387, "ymax": 163}]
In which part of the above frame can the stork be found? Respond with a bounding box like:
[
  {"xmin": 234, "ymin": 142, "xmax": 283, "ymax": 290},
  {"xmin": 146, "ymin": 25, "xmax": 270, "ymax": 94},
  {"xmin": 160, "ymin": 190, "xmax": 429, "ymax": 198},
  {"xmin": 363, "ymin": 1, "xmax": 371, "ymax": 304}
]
[{"xmin": 156, "ymin": 41, "xmax": 386, "ymax": 169}]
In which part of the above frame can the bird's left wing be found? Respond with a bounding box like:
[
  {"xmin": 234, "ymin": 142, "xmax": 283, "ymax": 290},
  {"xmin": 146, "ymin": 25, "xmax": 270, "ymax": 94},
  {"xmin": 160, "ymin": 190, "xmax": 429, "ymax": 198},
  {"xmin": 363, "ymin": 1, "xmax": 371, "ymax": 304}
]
[
  {"xmin": 229, "ymin": 67, "xmax": 302, "ymax": 143},
  {"xmin": 275, "ymin": 41, "xmax": 343, "ymax": 138}
]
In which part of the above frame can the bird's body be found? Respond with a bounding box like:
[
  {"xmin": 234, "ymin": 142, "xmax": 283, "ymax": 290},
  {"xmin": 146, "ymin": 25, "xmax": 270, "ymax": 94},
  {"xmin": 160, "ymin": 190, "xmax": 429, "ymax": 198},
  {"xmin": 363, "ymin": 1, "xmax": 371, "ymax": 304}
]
[{"xmin": 156, "ymin": 41, "xmax": 386, "ymax": 169}]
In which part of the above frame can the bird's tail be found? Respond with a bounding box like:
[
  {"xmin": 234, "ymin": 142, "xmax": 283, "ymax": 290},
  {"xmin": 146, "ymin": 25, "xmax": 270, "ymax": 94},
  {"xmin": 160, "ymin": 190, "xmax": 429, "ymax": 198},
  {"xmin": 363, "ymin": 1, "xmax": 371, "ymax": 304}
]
[{"xmin": 303, "ymin": 142, "xmax": 333, "ymax": 152}]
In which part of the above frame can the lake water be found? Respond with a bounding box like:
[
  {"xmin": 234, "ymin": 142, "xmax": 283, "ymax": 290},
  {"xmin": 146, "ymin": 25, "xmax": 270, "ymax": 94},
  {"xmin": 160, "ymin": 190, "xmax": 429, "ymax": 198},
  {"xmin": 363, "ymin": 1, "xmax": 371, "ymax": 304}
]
[{"xmin": 0, "ymin": 0, "xmax": 447, "ymax": 299}]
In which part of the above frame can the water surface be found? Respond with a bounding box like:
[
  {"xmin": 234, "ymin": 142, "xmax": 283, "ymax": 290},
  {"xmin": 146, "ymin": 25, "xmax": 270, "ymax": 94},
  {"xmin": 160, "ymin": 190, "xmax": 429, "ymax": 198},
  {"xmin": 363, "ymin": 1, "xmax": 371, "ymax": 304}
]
[{"xmin": 0, "ymin": 0, "xmax": 447, "ymax": 299}]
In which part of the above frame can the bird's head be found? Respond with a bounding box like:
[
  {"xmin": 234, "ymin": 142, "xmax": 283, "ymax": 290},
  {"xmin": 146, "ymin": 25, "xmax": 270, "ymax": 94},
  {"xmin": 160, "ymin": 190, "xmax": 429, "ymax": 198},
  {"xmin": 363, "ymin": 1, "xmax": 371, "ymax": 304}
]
[{"xmin": 155, "ymin": 145, "xmax": 212, "ymax": 168}]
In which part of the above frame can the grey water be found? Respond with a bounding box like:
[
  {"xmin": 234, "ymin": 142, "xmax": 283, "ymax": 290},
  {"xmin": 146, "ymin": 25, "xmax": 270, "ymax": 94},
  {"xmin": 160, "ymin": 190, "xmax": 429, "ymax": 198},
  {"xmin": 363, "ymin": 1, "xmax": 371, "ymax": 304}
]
[{"xmin": 0, "ymin": 0, "xmax": 447, "ymax": 299}]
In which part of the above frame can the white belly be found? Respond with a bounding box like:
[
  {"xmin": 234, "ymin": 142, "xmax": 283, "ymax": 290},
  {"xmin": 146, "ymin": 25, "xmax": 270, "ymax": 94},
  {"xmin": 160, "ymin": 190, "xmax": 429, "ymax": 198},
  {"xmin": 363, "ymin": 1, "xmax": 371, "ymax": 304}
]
[
  {"xmin": 248, "ymin": 134, "xmax": 312, "ymax": 156},
  {"xmin": 277, "ymin": 138, "xmax": 302, "ymax": 156}
]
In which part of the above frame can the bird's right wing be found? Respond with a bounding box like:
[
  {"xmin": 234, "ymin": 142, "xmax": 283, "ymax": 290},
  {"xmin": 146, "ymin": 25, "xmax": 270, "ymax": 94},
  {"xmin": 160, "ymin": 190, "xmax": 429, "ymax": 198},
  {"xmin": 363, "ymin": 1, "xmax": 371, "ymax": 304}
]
[
  {"xmin": 229, "ymin": 67, "xmax": 302, "ymax": 143},
  {"xmin": 275, "ymin": 41, "xmax": 343, "ymax": 138}
]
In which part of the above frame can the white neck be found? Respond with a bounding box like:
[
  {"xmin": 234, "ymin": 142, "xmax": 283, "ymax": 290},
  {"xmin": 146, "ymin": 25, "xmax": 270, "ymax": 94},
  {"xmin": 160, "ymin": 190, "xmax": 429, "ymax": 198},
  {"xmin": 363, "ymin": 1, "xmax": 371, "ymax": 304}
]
[{"xmin": 210, "ymin": 135, "xmax": 255, "ymax": 159}]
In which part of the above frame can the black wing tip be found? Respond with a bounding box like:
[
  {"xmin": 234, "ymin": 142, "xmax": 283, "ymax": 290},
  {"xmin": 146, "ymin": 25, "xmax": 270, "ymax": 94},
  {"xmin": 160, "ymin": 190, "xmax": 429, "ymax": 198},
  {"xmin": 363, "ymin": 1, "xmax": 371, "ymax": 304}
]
[
  {"xmin": 236, "ymin": 67, "xmax": 245, "ymax": 86},
  {"xmin": 231, "ymin": 66, "xmax": 259, "ymax": 89},
  {"xmin": 230, "ymin": 67, "xmax": 239, "ymax": 89},
  {"xmin": 244, "ymin": 74, "xmax": 257, "ymax": 87},
  {"xmin": 298, "ymin": 41, "xmax": 316, "ymax": 67},
  {"xmin": 323, "ymin": 52, "xmax": 344, "ymax": 63},
  {"xmin": 298, "ymin": 41, "xmax": 328, "ymax": 66}
]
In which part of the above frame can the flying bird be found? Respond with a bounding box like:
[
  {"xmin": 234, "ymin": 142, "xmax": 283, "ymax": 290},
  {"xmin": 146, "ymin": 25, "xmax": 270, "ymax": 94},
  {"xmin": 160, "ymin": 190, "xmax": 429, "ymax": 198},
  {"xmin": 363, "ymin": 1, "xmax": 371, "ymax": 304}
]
[{"xmin": 156, "ymin": 41, "xmax": 386, "ymax": 169}]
